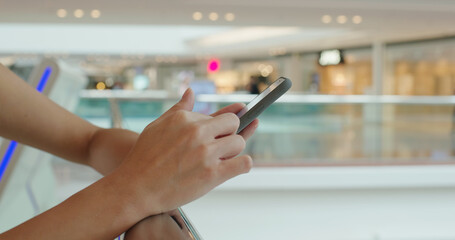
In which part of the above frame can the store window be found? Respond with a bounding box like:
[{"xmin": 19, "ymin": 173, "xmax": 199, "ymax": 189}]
[
  {"xmin": 315, "ymin": 48, "xmax": 372, "ymax": 95},
  {"xmin": 385, "ymin": 37, "xmax": 455, "ymax": 96}
]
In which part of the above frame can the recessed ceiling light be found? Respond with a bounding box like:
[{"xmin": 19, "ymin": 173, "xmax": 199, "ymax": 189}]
[
  {"xmin": 91, "ymin": 9, "xmax": 101, "ymax": 19},
  {"xmin": 337, "ymin": 15, "xmax": 347, "ymax": 24},
  {"xmin": 225, "ymin": 13, "xmax": 235, "ymax": 22},
  {"xmin": 352, "ymin": 15, "xmax": 362, "ymax": 24},
  {"xmin": 193, "ymin": 12, "xmax": 203, "ymax": 21},
  {"xmin": 56, "ymin": 9, "xmax": 67, "ymax": 18},
  {"xmin": 321, "ymin": 15, "xmax": 332, "ymax": 24},
  {"xmin": 209, "ymin": 12, "xmax": 218, "ymax": 21},
  {"xmin": 74, "ymin": 9, "xmax": 84, "ymax": 18}
]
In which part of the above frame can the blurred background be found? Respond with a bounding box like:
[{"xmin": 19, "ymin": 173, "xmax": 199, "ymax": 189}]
[{"xmin": 1, "ymin": 0, "xmax": 455, "ymax": 239}]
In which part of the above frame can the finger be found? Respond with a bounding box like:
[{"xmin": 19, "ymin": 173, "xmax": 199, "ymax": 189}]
[
  {"xmin": 238, "ymin": 119, "xmax": 259, "ymax": 141},
  {"xmin": 166, "ymin": 88, "xmax": 195, "ymax": 115},
  {"xmin": 217, "ymin": 155, "xmax": 253, "ymax": 183},
  {"xmin": 167, "ymin": 209, "xmax": 185, "ymax": 229},
  {"xmin": 213, "ymin": 134, "xmax": 246, "ymax": 159},
  {"xmin": 211, "ymin": 103, "xmax": 246, "ymax": 117},
  {"xmin": 203, "ymin": 113, "xmax": 239, "ymax": 138}
]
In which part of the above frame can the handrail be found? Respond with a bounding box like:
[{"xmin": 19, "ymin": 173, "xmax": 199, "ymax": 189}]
[{"xmin": 79, "ymin": 90, "xmax": 455, "ymax": 105}]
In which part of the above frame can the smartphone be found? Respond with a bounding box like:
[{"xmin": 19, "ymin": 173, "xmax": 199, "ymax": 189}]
[{"xmin": 236, "ymin": 77, "xmax": 292, "ymax": 133}]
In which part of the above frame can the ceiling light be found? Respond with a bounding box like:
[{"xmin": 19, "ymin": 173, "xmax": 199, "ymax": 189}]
[
  {"xmin": 209, "ymin": 12, "xmax": 219, "ymax": 21},
  {"xmin": 352, "ymin": 15, "xmax": 362, "ymax": 24},
  {"xmin": 321, "ymin": 15, "xmax": 331, "ymax": 24},
  {"xmin": 56, "ymin": 9, "xmax": 67, "ymax": 18},
  {"xmin": 91, "ymin": 9, "xmax": 101, "ymax": 19},
  {"xmin": 193, "ymin": 11, "xmax": 203, "ymax": 21},
  {"xmin": 225, "ymin": 13, "xmax": 235, "ymax": 22},
  {"xmin": 74, "ymin": 9, "xmax": 84, "ymax": 18},
  {"xmin": 337, "ymin": 15, "xmax": 347, "ymax": 24}
]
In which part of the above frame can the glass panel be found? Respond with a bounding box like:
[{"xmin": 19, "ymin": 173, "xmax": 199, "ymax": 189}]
[{"xmin": 75, "ymin": 94, "xmax": 455, "ymax": 166}]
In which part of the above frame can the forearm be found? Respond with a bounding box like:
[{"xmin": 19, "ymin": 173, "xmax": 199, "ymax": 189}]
[
  {"xmin": 0, "ymin": 64, "xmax": 138, "ymax": 173},
  {"xmin": 0, "ymin": 64, "xmax": 98, "ymax": 165},
  {"xmin": 0, "ymin": 172, "xmax": 148, "ymax": 240}
]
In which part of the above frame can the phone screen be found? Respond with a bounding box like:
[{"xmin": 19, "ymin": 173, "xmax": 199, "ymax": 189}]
[{"xmin": 236, "ymin": 77, "xmax": 285, "ymax": 118}]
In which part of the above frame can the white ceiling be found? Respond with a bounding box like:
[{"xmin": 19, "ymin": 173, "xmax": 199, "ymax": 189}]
[{"xmin": 1, "ymin": 0, "xmax": 455, "ymax": 57}]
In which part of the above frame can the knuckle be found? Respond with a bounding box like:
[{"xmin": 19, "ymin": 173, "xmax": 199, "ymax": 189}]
[
  {"xmin": 244, "ymin": 156, "xmax": 253, "ymax": 171},
  {"xmin": 172, "ymin": 109, "xmax": 188, "ymax": 121},
  {"xmin": 201, "ymin": 160, "xmax": 216, "ymax": 180},
  {"xmin": 236, "ymin": 135, "xmax": 246, "ymax": 149},
  {"xmin": 197, "ymin": 144, "xmax": 210, "ymax": 159},
  {"xmin": 226, "ymin": 113, "xmax": 240, "ymax": 127},
  {"xmin": 187, "ymin": 123, "xmax": 203, "ymax": 139},
  {"xmin": 231, "ymin": 135, "xmax": 246, "ymax": 154},
  {"xmin": 240, "ymin": 155, "xmax": 253, "ymax": 174}
]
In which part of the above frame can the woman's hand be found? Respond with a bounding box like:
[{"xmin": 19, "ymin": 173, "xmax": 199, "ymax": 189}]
[
  {"xmin": 86, "ymin": 98, "xmax": 258, "ymax": 176},
  {"xmin": 112, "ymin": 88, "xmax": 254, "ymax": 218},
  {"xmin": 210, "ymin": 102, "xmax": 259, "ymax": 141}
]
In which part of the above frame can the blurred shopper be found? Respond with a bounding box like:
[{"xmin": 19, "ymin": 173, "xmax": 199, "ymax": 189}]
[
  {"xmin": 247, "ymin": 76, "xmax": 260, "ymax": 94},
  {"xmin": 0, "ymin": 64, "xmax": 258, "ymax": 240}
]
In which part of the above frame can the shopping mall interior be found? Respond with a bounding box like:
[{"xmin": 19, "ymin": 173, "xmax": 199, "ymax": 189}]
[{"xmin": 1, "ymin": 0, "xmax": 455, "ymax": 239}]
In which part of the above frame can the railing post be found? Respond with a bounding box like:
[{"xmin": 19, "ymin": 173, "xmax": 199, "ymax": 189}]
[{"xmin": 108, "ymin": 99, "xmax": 123, "ymax": 128}]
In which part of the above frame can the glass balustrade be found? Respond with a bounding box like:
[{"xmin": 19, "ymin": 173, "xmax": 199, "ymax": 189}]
[{"xmin": 76, "ymin": 90, "xmax": 455, "ymax": 166}]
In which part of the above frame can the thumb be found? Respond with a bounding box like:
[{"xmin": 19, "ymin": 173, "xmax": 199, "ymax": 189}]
[{"xmin": 170, "ymin": 88, "xmax": 194, "ymax": 112}]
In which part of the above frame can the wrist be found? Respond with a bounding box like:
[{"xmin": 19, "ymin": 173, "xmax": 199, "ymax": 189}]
[
  {"xmin": 86, "ymin": 128, "xmax": 139, "ymax": 175},
  {"xmin": 106, "ymin": 166, "xmax": 163, "ymax": 221}
]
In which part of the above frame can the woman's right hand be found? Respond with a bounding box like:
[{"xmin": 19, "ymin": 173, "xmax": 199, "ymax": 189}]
[{"xmin": 112, "ymin": 88, "xmax": 253, "ymax": 218}]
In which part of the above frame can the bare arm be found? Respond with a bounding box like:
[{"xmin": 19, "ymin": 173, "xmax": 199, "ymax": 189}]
[
  {"xmin": 0, "ymin": 65, "xmax": 258, "ymax": 239},
  {"xmin": 0, "ymin": 64, "xmax": 138, "ymax": 175}
]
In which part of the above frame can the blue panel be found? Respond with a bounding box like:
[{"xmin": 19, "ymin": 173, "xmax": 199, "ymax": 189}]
[
  {"xmin": 36, "ymin": 67, "xmax": 52, "ymax": 93},
  {"xmin": 0, "ymin": 66, "xmax": 53, "ymax": 183},
  {"xmin": 0, "ymin": 141, "xmax": 18, "ymax": 182}
]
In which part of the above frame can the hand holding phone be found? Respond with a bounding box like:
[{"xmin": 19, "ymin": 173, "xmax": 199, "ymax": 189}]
[{"xmin": 237, "ymin": 77, "xmax": 292, "ymax": 133}]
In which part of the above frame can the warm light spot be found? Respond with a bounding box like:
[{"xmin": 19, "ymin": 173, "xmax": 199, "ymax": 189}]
[
  {"xmin": 321, "ymin": 15, "xmax": 331, "ymax": 24},
  {"xmin": 337, "ymin": 15, "xmax": 347, "ymax": 24},
  {"xmin": 193, "ymin": 12, "xmax": 203, "ymax": 21},
  {"xmin": 91, "ymin": 9, "xmax": 101, "ymax": 19},
  {"xmin": 225, "ymin": 13, "xmax": 235, "ymax": 22},
  {"xmin": 57, "ymin": 9, "xmax": 67, "ymax": 18},
  {"xmin": 96, "ymin": 82, "xmax": 106, "ymax": 90},
  {"xmin": 352, "ymin": 15, "xmax": 362, "ymax": 24},
  {"xmin": 209, "ymin": 12, "xmax": 218, "ymax": 21},
  {"xmin": 261, "ymin": 70, "xmax": 270, "ymax": 77},
  {"xmin": 265, "ymin": 65, "xmax": 273, "ymax": 73},
  {"xmin": 74, "ymin": 9, "xmax": 84, "ymax": 18}
]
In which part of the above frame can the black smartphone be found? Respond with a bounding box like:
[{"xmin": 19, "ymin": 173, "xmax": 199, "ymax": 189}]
[{"xmin": 236, "ymin": 77, "xmax": 292, "ymax": 133}]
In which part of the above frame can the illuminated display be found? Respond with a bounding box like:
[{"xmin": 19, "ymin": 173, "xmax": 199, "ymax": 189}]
[
  {"xmin": 318, "ymin": 49, "xmax": 343, "ymax": 66},
  {"xmin": 207, "ymin": 58, "xmax": 220, "ymax": 73}
]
